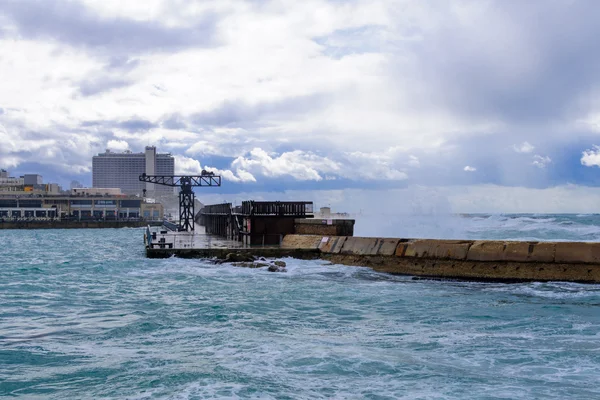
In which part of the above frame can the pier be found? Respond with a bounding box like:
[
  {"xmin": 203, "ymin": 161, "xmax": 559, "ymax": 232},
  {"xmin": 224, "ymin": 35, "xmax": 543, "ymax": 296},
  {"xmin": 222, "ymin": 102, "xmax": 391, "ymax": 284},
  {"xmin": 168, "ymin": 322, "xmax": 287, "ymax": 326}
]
[
  {"xmin": 140, "ymin": 199, "xmax": 600, "ymax": 283},
  {"xmin": 199, "ymin": 200, "xmax": 318, "ymax": 245}
]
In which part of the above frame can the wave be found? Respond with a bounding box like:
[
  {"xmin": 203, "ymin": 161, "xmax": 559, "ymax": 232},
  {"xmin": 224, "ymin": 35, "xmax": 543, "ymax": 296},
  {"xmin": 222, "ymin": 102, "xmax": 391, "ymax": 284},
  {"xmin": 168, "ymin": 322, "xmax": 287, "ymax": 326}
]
[{"xmin": 355, "ymin": 214, "xmax": 600, "ymax": 242}]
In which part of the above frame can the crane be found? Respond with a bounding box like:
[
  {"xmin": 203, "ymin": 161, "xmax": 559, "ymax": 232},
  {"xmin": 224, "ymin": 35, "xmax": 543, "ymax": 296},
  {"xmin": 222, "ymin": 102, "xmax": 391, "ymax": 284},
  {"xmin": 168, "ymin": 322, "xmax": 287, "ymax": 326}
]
[{"xmin": 139, "ymin": 172, "xmax": 221, "ymax": 232}]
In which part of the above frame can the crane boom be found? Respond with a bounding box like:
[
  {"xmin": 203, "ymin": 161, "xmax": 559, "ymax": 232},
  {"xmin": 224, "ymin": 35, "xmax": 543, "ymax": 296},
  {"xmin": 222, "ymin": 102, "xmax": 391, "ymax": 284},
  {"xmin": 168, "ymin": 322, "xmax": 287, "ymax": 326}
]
[{"xmin": 138, "ymin": 174, "xmax": 221, "ymax": 187}]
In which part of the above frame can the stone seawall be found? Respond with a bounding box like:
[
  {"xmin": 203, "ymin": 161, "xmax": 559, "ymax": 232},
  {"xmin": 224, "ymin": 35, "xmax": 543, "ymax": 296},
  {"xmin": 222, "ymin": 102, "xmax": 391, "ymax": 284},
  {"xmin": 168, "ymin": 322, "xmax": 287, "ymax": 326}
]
[{"xmin": 281, "ymin": 235, "xmax": 600, "ymax": 283}]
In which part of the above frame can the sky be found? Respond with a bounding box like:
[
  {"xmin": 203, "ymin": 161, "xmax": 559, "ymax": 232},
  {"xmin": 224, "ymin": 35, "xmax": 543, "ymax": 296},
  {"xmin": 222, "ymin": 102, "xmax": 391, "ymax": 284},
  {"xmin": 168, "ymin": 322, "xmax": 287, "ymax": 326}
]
[{"xmin": 2, "ymin": 0, "xmax": 600, "ymax": 213}]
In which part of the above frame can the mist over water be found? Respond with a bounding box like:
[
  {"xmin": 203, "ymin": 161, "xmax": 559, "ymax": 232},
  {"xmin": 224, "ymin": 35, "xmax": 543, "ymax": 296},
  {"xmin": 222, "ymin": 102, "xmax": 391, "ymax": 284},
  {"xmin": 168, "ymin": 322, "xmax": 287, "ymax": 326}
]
[
  {"xmin": 354, "ymin": 213, "xmax": 600, "ymax": 242},
  {"xmin": 1, "ymin": 219, "xmax": 600, "ymax": 399}
]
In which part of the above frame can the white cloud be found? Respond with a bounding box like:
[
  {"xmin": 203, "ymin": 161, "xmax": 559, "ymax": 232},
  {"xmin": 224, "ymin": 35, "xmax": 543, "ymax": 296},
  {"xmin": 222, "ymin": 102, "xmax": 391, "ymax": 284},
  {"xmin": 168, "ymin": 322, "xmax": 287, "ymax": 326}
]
[
  {"xmin": 0, "ymin": 156, "xmax": 21, "ymax": 169},
  {"xmin": 186, "ymin": 140, "xmax": 230, "ymax": 157},
  {"xmin": 232, "ymin": 148, "xmax": 334, "ymax": 181},
  {"xmin": 235, "ymin": 169, "xmax": 256, "ymax": 182},
  {"xmin": 229, "ymin": 147, "xmax": 409, "ymax": 182},
  {"xmin": 173, "ymin": 154, "xmax": 256, "ymax": 182},
  {"xmin": 205, "ymin": 167, "xmax": 256, "ymax": 183},
  {"xmin": 581, "ymin": 145, "xmax": 600, "ymax": 167},
  {"xmin": 464, "ymin": 166, "xmax": 476, "ymax": 172},
  {"xmin": 106, "ymin": 140, "xmax": 129, "ymax": 152},
  {"xmin": 343, "ymin": 150, "xmax": 408, "ymax": 180},
  {"xmin": 0, "ymin": 119, "xmax": 101, "ymax": 175},
  {"xmin": 513, "ymin": 141, "xmax": 535, "ymax": 153},
  {"xmin": 174, "ymin": 154, "xmax": 203, "ymax": 175},
  {"xmin": 408, "ymin": 155, "xmax": 420, "ymax": 167},
  {"xmin": 532, "ymin": 155, "xmax": 551, "ymax": 168}
]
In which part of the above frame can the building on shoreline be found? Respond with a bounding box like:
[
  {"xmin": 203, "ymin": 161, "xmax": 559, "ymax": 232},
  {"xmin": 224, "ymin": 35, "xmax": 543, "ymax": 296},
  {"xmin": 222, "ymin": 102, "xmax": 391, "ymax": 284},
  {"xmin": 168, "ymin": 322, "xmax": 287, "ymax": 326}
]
[
  {"xmin": 72, "ymin": 187, "xmax": 123, "ymax": 196},
  {"xmin": 0, "ymin": 169, "xmax": 61, "ymax": 194},
  {"xmin": 0, "ymin": 159, "xmax": 168, "ymax": 223},
  {"xmin": 92, "ymin": 146, "xmax": 175, "ymax": 196},
  {"xmin": 0, "ymin": 193, "xmax": 163, "ymax": 221}
]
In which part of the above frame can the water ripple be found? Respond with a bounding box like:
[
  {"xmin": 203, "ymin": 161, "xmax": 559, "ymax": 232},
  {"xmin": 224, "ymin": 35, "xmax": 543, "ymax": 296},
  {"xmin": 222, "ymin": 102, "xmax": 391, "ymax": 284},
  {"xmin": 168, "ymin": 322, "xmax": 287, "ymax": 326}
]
[{"xmin": 1, "ymin": 228, "xmax": 600, "ymax": 399}]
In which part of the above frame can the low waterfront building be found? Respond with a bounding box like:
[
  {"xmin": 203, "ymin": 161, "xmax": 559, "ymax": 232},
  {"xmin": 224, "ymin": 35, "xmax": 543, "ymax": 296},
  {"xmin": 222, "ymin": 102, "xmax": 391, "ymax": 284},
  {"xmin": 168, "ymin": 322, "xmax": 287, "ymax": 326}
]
[
  {"xmin": 0, "ymin": 184, "xmax": 62, "ymax": 195},
  {"xmin": 71, "ymin": 187, "xmax": 123, "ymax": 196},
  {"xmin": 0, "ymin": 194, "xmax": 163, "ymax": 221}
]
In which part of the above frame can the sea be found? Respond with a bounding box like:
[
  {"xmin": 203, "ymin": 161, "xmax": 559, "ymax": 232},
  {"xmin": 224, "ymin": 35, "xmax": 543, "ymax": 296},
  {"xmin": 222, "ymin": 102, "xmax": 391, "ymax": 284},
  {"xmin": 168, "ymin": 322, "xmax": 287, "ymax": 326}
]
[{"xmin": 1, "ymin": 214, "xmax": 600, "ymax": 399}]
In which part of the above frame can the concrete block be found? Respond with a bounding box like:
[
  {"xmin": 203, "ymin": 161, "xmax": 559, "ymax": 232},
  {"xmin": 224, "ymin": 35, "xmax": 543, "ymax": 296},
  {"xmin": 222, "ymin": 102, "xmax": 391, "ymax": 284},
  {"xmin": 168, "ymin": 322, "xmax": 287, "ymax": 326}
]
[
  {"xmin": 319, "ymin": 236, "xmax": 347, "ymax": 254},
  {"xmin": 280, "ymin": 234, "xmax": 323, "ymax": 249},
  {"xmin": 395, "ymin": 242, "xmax": 409, "ymax": 257},
  {"xmin": 555, "ymin": 242, "xmax": 600, "ymax": 264},
  {"xmin": 529, "ymin": 242, "xmax": 555, "ymax": 263},
  {"xmin": 340, "ymin": 237, "xmax": 381, "ymax": 255},
  {"xmin": 375, "ymin": 238, "xmax": 401, "ymax": 256},
  {"xmin": 398, "ymin": 240, "xmax": 472, "ymax": 260},
  {"xmin": 503, "ymin": 242, "xmax": 555, "ymax": 263},
  {"xmin": 503, "ymin": 242, "xmax": 531, "ymax": 262},
  {"xmin": 467, "ymin": 241, "xmax": 506, "ymax": 262}
]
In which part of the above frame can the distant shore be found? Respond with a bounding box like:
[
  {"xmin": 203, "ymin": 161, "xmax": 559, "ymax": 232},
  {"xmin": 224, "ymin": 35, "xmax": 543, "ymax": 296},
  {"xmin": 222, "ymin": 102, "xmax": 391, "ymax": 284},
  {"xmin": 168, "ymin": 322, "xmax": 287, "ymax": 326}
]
[{"xmin": 0, "ymin": 220, "xmax": 163, "ymax": 229}]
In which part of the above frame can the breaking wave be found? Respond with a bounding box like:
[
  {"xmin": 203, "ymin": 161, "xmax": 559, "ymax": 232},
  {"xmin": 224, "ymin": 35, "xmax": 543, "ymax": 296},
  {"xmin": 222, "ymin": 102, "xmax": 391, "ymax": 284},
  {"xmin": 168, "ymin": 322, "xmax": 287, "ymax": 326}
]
[{"xmin": 355, "ymin": 213, "xmax": 600, "ymax": 242}]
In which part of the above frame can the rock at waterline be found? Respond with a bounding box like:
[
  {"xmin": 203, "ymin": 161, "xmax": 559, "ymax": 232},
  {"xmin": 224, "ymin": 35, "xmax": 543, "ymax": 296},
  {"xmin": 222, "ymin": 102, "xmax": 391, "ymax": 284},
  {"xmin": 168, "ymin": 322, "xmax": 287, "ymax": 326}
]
[
  {"xmin": 224, "ymin": 252, "xmax": 255, "ymax": 263},
  {"xmin": 232, "ymin": 262, "xmax": 270, "ymax": 268},
  {"xmin": 268, "ymin": 265, "xmax": 287, "ymax": 272}
]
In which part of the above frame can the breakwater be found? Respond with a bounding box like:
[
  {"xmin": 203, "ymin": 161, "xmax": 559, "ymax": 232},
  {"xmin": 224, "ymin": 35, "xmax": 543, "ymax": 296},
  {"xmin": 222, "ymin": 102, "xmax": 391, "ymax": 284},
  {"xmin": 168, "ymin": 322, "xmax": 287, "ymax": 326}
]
[
  {"xmin": 1, "ymin": 220, "xmax": 162, "ymax": 229},
  {"xmin": 147, "ymin": 233, "xmax": 600, "ymax": 283},
  {"xmin": 283, "ymin": 235, "xmax": 600, "ymax": 283}
]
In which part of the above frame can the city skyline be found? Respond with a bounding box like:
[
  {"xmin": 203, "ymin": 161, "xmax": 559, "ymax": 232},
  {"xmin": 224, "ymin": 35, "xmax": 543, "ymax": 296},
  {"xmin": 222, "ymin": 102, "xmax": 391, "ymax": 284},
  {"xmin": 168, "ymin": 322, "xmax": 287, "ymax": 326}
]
[{"xmin": 3, "ymin": 1, "xmax": 600, "ymax": 212}]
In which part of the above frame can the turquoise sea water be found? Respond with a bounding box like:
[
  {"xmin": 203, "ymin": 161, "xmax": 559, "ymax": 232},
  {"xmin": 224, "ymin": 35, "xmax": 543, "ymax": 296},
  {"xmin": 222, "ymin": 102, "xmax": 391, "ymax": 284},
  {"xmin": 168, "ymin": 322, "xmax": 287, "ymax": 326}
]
[{"xmin": 1, "ymin": 215, "xmax": 600, "ymax": 399}]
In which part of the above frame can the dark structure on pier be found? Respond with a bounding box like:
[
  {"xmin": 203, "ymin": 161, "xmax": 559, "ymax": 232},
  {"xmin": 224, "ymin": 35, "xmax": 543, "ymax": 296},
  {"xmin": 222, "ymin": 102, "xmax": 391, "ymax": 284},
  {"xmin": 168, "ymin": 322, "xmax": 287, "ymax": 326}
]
[
  {"xmin": 139, "ymin": 173, "xmax": 221, "ymax": 231},
  {"xmin": 199, "ymin": 201, "xmax": 314, "ymax": 245}
]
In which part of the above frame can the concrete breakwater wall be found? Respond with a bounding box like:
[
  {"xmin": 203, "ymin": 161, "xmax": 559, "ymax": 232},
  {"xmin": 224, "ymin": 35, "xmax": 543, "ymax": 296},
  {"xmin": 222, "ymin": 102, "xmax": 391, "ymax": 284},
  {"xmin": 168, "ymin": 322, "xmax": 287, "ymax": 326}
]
[{"xmin": 281, "ymin": 235, "xmax": 600, "ymax": 283}]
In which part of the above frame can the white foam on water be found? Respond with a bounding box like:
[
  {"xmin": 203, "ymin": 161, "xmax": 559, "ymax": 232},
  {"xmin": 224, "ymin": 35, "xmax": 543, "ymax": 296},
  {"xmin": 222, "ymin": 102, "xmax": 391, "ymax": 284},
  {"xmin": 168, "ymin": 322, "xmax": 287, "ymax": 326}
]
[
  {"xmin": 365, "ymin": 213, "xmax": 600, "ymax": 242},
  {"xmin": 3, "ymin": 228, "xmax": 600, "ymax": 399},
  {"xmin": 487, "ymin": 281, "xmax": 600, "ymax": 300}
]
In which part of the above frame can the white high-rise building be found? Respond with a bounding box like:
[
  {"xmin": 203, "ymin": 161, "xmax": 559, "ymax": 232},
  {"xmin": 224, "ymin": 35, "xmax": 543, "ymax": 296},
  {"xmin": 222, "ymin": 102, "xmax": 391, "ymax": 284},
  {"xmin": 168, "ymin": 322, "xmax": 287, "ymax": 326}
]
[{"xmin": 92, "ymin": 146, "xmax": 175, "ymax": 195}]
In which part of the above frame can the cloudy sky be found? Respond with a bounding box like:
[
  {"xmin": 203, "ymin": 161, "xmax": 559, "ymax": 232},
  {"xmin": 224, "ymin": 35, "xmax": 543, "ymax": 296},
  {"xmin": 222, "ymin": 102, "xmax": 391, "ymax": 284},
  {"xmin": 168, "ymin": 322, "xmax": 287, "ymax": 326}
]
[{"xmin": 2, "ymin": 0, "xmax": 600, "ymax": 213}]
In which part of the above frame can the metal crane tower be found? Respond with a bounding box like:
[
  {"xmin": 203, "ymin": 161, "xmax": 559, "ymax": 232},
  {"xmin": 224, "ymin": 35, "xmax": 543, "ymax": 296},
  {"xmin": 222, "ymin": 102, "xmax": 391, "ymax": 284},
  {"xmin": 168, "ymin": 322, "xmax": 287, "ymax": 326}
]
[{"xmin": 139, "ymin": 172, "xmax": 221, "ymax": 232}]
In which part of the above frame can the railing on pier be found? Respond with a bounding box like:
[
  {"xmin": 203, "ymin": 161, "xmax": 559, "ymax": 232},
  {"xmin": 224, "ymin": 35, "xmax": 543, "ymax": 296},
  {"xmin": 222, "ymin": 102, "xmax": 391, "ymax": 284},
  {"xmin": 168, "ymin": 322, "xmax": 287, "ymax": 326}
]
[
  {"xmin": 162, "ymin": 220, "xmax": 178, "ymax": 231},
  {"xmin": 200, "ymin": 201, "xmax": 314, "ymax": 217},
  {"xmin": 145, "ymin": 225, "xmax": 152, "ymax": 248},
  {"xmin": 201, "ymin": 203, "xmax": 232, "ymax": 215},
  {"xmin": 199, "ymin": 203, "xmax": 232, "ymax": 238},
  {"xmin": 240, "ymin": 201, "xmax": 313, "ymax": 217},
  {"xmin": 146, "ymin": 231, "xmax": 280, "ymax": 250}
]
